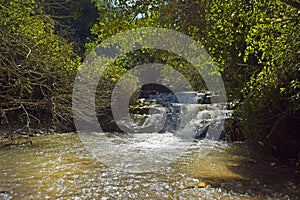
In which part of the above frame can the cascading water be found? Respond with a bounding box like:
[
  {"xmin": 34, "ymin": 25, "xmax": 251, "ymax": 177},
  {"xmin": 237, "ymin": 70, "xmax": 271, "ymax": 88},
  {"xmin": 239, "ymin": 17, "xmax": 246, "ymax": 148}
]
[
  {"xmin": 128, "ymin": 91, "xmax": 230, "ymax": 140},
  {"xmin": 171, "ymin": 103, "xmax": 230, "ymax": 140},
  {"xmin": 85, "ymin": 91, "xmax": 231, "ymax": 172}
]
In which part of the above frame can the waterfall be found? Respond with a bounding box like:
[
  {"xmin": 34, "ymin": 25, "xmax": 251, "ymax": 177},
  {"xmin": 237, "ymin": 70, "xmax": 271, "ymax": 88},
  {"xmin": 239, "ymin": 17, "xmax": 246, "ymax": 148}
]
[
  {"xmin": 85, "ymin": 91, "xmax": 231, "ymax": 172},
  {"xmin": 171, "ymin": 103, "xmax": 230, "ymax": 140},
  {"xmin": 118, "ymin": 91, "xmax": 230, "ymax": 140}
]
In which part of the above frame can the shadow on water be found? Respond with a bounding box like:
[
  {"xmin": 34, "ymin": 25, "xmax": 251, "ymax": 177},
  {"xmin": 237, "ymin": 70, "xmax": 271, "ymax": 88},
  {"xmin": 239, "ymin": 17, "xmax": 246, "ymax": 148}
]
[{"xmin": 174, "ymin": 142, "xmax": 300, "ymax": 199}]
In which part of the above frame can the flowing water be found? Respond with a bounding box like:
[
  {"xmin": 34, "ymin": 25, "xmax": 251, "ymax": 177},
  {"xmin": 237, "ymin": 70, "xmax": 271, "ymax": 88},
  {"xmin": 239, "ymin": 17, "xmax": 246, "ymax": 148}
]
[
  {"xmin": 1, "ymin": 134, "xmax": 299, "ymax": 200},
  {"xmin": 83, "ymin": 102, "xmax": 230, "ymax": 173},
  {"xmin": 1, "ymin": 93, "xmax": 299, "ymax": 199}
]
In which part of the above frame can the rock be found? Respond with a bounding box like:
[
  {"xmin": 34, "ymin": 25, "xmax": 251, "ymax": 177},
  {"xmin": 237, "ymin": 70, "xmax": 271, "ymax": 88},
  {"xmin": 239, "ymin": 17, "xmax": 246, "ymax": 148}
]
[
  {"xmin": 181, "ymin": 182, "xmax": 207, "ymax": 189},
  {"xmin": 194, "ymin": 125, "xmax": 209, "ymax": 140},
  {"xmin": 0, "ymin": 187, "xmax": 12, "ymax": 200},
  {"xmin": 248, "ymin": 158, "xmax": 258, "ymax": 163},
  {"xmin": 198, "ymin": 93, "xmax": 211, "ymax": 104},
  {"xmin": 0, "ymin": 193, "xmax": 11, "ymax": 200},
  {"xmin": 197, "ymin": 182, "xmax": 207, "ymax": 188},
  {"xmin": 49, "ymin": 129, "xmax": 55, "ymax": 134},
  {"xmin": 287, "ymin": 181, "xmax": 296, "ymax": 189}
]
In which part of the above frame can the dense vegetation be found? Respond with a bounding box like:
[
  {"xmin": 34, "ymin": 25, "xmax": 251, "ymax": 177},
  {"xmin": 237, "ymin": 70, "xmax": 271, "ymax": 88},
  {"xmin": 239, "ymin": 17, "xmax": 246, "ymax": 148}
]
[
  {"xmin": 1, "ymin": 0, "xmax": 299, "ymax": 159},
  {"xmin": 0, "ymin": 0, "xmax": 80, "ymax": 131}
]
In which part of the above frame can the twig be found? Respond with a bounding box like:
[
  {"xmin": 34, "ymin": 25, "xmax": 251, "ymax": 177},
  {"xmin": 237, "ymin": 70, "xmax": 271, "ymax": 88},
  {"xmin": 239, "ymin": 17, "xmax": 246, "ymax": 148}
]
[{"xmin": 22, "ymin": 43, "xmax": 31, "ymax": 59}]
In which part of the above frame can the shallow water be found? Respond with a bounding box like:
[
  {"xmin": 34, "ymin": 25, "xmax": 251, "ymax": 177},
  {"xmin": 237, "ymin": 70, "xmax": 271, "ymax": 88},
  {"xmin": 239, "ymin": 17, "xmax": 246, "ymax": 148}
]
[{"xmin": 1, "ymin": 133, "xmax": 299, "ymax": 199}]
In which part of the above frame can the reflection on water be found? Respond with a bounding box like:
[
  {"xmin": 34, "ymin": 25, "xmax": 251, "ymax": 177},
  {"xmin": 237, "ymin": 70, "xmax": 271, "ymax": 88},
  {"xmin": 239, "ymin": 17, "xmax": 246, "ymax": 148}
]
[{"xmin": 0, "ymin": 133, "xmax": 299, "ymax": 199}]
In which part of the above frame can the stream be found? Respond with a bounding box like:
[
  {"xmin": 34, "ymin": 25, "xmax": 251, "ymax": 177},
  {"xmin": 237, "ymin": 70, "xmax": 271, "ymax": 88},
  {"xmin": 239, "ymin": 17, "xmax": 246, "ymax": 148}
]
[
  {"xmin": 1, "ymin": 133, "xmax": 299, "ymax": 199},
  {"xmin": 1, "ymin": 91, "xmax": 299, "ymax": 199}
]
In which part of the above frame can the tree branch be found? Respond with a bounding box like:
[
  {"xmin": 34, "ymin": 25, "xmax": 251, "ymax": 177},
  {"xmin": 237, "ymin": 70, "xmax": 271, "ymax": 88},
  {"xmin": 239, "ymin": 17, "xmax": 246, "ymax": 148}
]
[{"xmin": 280, "ymin": 0, "xmax": 300, "ymax": 9}]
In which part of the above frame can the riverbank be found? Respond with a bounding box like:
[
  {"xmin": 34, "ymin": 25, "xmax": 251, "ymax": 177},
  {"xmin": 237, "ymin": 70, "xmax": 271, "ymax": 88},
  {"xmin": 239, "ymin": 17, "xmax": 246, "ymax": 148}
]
[{"xmin": 0, "ymin": 127, "xmax": 72, "ymax": 148}]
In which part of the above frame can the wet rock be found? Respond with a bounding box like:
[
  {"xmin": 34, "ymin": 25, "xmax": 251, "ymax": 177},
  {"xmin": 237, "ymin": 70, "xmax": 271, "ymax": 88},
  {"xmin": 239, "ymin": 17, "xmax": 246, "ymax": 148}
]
[
  {"xmin": 0, "ymin": 193, "xmax": 11, "ymax": 200},
  {"xmin": 287, "ymin": 181, "xmax": 296, "ymax": 189},
  {"xmin": 197, "ymin": 182, "xmax": 207, "ymax": 188},
  {"xmin": 248, "ymin": 158, "xmax": 258, "ymax": 163},
  {"xmin": 198, "ymin": 94, "xmax": 211, "ymax": 104},
  {"xmin": 181, "ymin": 182, "xmax": 207, "ymax": 189},
  {"xmin": 194, "ymin": 124, "xmax": 209, "ymax": 140},
  {"xmin": 0, "ymin": 187, "xmax": 12, "ymax": 200},
  {"xmin": 48, "ymin": 128, "xmax": 55, "ymax": 134}
]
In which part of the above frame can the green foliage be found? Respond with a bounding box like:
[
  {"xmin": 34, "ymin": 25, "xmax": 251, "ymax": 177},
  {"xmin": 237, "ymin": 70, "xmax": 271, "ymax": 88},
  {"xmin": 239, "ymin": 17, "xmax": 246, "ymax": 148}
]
[
  {"xmin": 0, "ymin": 0, "xmax": 79, "ymax": 129},
  {"xmin": 40, "ymin": 0, "xmax": 99, "ymax": 58},
  {"xmin": 88, "ymin": 0, "xmax": 300, "ymax": 158},
  {"xmin": 87, "ymin": 0, "xmax": 161, "ymax": 52},
  {"xmin": 85, "ymin": 0, "xmax": 210, "ymax": 127},
  {"xmin": 2, "ymin": 0, "xmax": 299, "ymax": 159},
  {"xmin": 202, "ymin": 0, "xmax": 257, "ymax": 100},
  {"xmin": 201, "ymin": 0, "xmax": 299, "ymax": 157},
  {"xmin": 87, "ymin": 0, "xmax": 208, "ymax": 94},
  {"xmin": 236, "ymin": 1, "xmax": 300, "ymax": 158}
]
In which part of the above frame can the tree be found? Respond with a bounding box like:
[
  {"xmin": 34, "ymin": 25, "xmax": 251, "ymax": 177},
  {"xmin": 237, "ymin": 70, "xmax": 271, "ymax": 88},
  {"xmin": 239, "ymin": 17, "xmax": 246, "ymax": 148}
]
[
  {"xmin": 39, "ymin": 0, "xmax": 99, "ymax": 58},
  {"xmin": 235, "ymin": 1, "xmax": 300, "ymax": 158},
  {"xmin": 87, "ymin": 0, "xmax": 300, "ymax": 158},
  {"xmin": 0, "ymin": 0, "xmax": 79, "ymax": 132}
]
